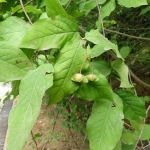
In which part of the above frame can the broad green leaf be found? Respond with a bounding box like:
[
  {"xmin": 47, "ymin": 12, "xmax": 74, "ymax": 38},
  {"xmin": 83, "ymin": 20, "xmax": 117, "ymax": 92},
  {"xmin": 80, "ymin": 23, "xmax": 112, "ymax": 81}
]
[
  {"xmin": 39, "ymin": 12, "xmax": 48, "ymax": 20},
  {"xmin": 74, "ymin": 68, "xmax": 113, "ymax": 102},
  {"xmin": 115, "ymin": 89, "xmax": 146, "ymax": 122},
  {"xmin": 20, "ymin": 15, "xmax": 79, "ymax": 50},
  {"xmin": 92, "ymin": 59, "xmax": 111, "ymax": 77},
  {"xmin": 85, "ymin": 29, "xmax": 123, "ymax": 59},
  {"xmin": 87, "ymin": 93, "xmax": 124, "ymax": 150},
  {"xmin": 121, "ymin": 132, "xmax": 137, "ymax": 145},
  {"xmin": 120, "ymin": 46, "xmax": 130, "ymax": 59},
  {"xmin": 48, "ymin": 39, "xmax": 88, "ymax": 105},
  {"xmin": 91, "ymin": 45, "xmax": 105, "ymax": 58},
  {"xmin": 12, "ymin": 5, "xmax": 42, "ymax": 14},
  {"xmin": 7, "ymin": 64, "xmax": 54, "ymax": 150},
  {"xmin": 122, "ymin": 143, "xmax": 136, "ymax": 150},
  {"xmin": 45, "ymin": 0, "xmax": 67, "ymax": 17},
  {"xmin": 0, "ymin": 42, "xmax": 33, "ymax": 82},
  {"xmin": 117, "ymin": 0, "xmax": 147, "ymax": 8},
  {"xmin": 140, "ymin": 6, "xmax": 150, "ymax": 15},
  {"xmin": 83, "ymin": 0, "xmax": 106, "ymax": 11},
  {"xmin": 101, "ymin": 0, "xmax": 116, "ymax": 19},
  {"xmin": 111, "ymin": 59, "xmax": 133, "ymax": 88},
  {"xmin": 0, "ymin": 16, "xmax": 31, "ymax": 46},
  {"xmin": 113, "ymin": 141, "xmax": 122, "ymax": 150},
  {"xmin": 131, "ymin": 120, "xmax": 150, "ymax": 140}
]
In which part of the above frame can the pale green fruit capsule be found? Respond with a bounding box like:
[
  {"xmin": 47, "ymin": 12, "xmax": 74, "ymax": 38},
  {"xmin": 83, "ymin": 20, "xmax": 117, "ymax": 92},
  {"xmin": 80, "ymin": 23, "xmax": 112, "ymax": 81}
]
[
  {"xmin": 93, "ymin": 75, "xmax": 99, "ymax": 81},
  {"xmin": 81, "ymin": 76, "xmax": 88, "ymax": 83},
  {"xmin": 87, "ymin": 74, "xmax": 95, "ymax": 81},
  {"xmin": 71, "ymin": 73, "xmax": 83, "ymax": 82}
]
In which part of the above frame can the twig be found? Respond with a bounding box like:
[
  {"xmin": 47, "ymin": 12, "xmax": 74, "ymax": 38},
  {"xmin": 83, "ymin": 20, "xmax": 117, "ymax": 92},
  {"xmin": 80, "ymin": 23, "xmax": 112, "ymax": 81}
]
[
  {"xmin": 134, "ymin": 105, "xmax": 150, "ymax": 150},
  {"xmin": 43, "ymin": 51, "xmax": 49, "ymax": 63},
  {"xmin": 19, "ymin": 0, "xmax": 33, "ymax": 25},
  {"xmin": 80, "ymin": 36, "xmax": 94, "ymax": 74},
  {"xmin": 65, "ymin": 0, "xmax": 72, "ymax": 10},
  {"xmin": 80, "ymin": 136, "xmax": 87, "ymax": 150},
  {"xmin": 128, "ymin": 56, "xmax": 150, "ymax": 60},
  {"xmin": 12, "ymin": 0, "xmax": 35, "ymax": 15},
  {"xmin": 31, "ymin": 130, "xmax": 38, "ymax": 150},
  {"xmin": 95, "ymin": 0, "xmax": 105, "ymax": 37},
  {"xmin": 79, "ymin": 26, "xmax": 150, "ymax": 89},
  {"xmin": 104, "ymin": 28, "xmax": 150, "ymax": 41}
]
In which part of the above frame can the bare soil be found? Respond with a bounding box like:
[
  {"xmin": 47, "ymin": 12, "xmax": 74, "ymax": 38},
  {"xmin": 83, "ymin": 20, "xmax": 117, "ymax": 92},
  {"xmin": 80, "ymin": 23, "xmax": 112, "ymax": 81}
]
[{"xmin": 23, "ymin": 103, "xmax": 90, "ymax": 150}]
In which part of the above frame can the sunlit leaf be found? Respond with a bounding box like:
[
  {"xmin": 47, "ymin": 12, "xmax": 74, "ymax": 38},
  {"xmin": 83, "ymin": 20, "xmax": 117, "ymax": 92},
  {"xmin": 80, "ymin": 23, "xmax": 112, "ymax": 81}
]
[{"xmin": 7, "ymin": 64, "xmax": 54, "ymax": 150}]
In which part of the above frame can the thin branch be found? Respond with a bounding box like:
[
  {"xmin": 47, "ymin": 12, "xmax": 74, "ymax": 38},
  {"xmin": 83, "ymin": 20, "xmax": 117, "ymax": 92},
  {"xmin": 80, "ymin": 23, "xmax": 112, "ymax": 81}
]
[
  {"xmin": 12, "ymin": 0, "xmax": 35, "ymax": 15},
  {"xmin": 134, "ymin": 105, "xmax": 150, "ymax": 150},
  {"xmin": 105, "ymin": 28, "xmax": 150, "ymax": 41},
  {"xmin": 128, "ymin": 56, "xmax": 150, "ymax": 60},
  {"xmin": 65, "ymin": 0, "xmax": 72, "ymax": 10},
  {"xmin": 95, "ymin": 0, "xmax": 105, "ymax": 37},
  {"xmin": 79, "ymin": 26, "xmax": 150, "ymax": 89},
  {"xmin": 109, "ymin": 27, "xmax": 150, "ymax": 30},
  {"xmin": 31, "ymin": 130, "xmax": 38, "ymax": 150},
  {"xmin": 19, "ymin": 0, "xmax": 33, "ymax": 25}
]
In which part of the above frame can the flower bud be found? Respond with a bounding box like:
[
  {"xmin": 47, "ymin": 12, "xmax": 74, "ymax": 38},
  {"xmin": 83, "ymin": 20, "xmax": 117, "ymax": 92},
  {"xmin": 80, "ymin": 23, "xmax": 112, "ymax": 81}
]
[{"xmin": 71, "ymin": 73, "xmax": 83, "ymax": 82}]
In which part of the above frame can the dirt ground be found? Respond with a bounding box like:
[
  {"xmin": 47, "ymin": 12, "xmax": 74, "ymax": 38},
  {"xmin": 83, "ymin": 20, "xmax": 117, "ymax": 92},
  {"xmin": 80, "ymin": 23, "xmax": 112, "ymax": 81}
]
[{"xmin": 23, "ymin": 103, "xmax": 90, "ymax": 150}]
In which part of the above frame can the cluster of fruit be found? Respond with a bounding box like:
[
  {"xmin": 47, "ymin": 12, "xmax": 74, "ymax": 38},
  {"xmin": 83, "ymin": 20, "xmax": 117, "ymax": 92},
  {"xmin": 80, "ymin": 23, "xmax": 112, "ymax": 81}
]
[{"xmin": 71, "ymin": 73, "xmax": 99, "ymax": 83}]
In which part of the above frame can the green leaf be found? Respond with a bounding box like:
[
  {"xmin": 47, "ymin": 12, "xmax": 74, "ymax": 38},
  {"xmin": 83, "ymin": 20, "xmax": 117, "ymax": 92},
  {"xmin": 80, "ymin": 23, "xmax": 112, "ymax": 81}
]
[
  {"xmin": 131, "ymin": 120, "xmax": 150, "ymax": 140},
  {"xmin": 122, "ymin": 142, "xmax": 136, "ymax": 150},
  {"xmin": 83, "ymin": 0, "xmax": 106, "ymax": 11},
  {"xmin": 48, "ymin": 39, "xmax": 88, "ymax": 105},
  {"xmin": 92, "ymin": 59, "xmax": 111, "ymax": 77},
  {"xmin": 87, "ymin": 92, "xmax": 124, "ymax": 150},
  {"xmin": 0, "ymin": 16, "xmax": 31, "ymax": 46},
  {"xmin": 140, "ymin": 6, "xmax": 150, "ymax": 15},
  {"xmin": 0, "ymin": 0, "xmax": 7, "ymax": 2},
  {"xmin": 120, "ymin": 46, "xmax": 130, "ymax": 59},
  {"xmin": 60, "ymin": 0, "xmax": 70, "ymax": 5},
  {"xmin": 85, "ymin": 29, "xmax": 123, "ymax": 60},
  {"xmin": 12, "ymin": 5, "xmax": 42, "ymax": 14},
  {"xmin": 101, "ymin": 0, "xmax": 116, "ymax": 19},
  {"xmin": 117, "ymin": 0, "xmax": 147, "ymax": 8},
  {"xmin": 45, "ymin": 0, "xmax": 67, "ymax": 17},
  {"xmin": 0, "ymin": 42, "xmax": 33, "ymax": 82},
  {"xmin": 121, "ymin": 132, "xmax": 137, "ymax": 145},
  {"xmin": 72, "ymin": 10, "xmax": 86, "ymax": 18},
  {"xmin": 115, "ymin": 89, "xmax": 146, "ymax": 122},
  {"xmin": 113, "ymin": 141, "xmax": 122, "ymax": 150},
  {"xmin": 111, "ymin": 59, "xmax": 133, "ymax": 88},
  {"xmin": 20, "ymin": 15, "xmax": 79, "ymax": 50},
  {"xmin": 10, "ymin": 80, "xmax": 20, "ymax": 99},
  {"xmin": 91, "ymin": 45, "xmax": 105, "ymax": 58},
  {"xmin": 7, "ymin": 64, "xmax": 54, "ymax": 150},
  {"xmin": 74, "ymin": 68, "xmax": 113, "ymax": 102}
]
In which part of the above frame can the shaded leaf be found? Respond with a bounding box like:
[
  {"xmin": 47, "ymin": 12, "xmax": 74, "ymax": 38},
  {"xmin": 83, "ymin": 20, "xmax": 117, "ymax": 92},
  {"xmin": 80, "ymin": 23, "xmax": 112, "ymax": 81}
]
[
  {"xmin": 10, "ymin": 80, "xmax": 20, "ymax": 99},
  {"xmin": 91, "ymin": 45, "xmax": 105, "ymax": 58},
  {"xmin": 87, "ymin": 92, "xmax": 124, "ymax": 150},
  {"xmin": 48, "ymin": 39, "xmax": 88, "ymax": 105},
  {"xmin": 101, "ymin": 0, "xmax": 116, "ymax": 19},
  {"xmin": 115, "ymin": 89, "xmax": 146, "ymax": 122},
  {"xmin": 140, "ymin": 6, "xmax": 150, "ymax": 14},
  {"xmin": 0, "ymin": 16, "xmax": 31, "ymax": 46},
  {"xmin": 122, "ymin": 142, "xmax": 136, "ymax": 150},
  {"xmin": 111, "ymin": 59, "xmax": 133, "ymax": 88},
  {"xmin": 120, "ymin": 46, "xmax": 130, "ymax": 59},
  {"xmin": 20, "ymin": 15, "xmax": 79, "ymax": 50},
  {"xmin": 45, "ymin": 0, "xmax": 67, "ymax": 17},
  {"xmin": 113, "ymin": 141, "xmax": 122, "ymax": 150},
  {"xmin": 0, "ymin": 41, "xmax": 33, "ymax": 82},
  {"xmin": 121, "ymin": 132, "xmax": 137, "ymax": 145},
  {"xmin": 7, "ymin": 64, "xmax": 54, "ymax": 150},
  {"xmin": 74, "ymin": 68, "xmax": 113, "ymax": 102},
  {"xmin": 92, "ymin": 59, "xmax": 111, "ymax": 77}
]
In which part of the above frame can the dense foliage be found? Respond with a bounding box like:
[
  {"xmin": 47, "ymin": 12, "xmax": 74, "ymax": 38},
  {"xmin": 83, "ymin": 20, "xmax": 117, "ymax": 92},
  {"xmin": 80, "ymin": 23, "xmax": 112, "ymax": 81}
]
[{"xmin": 0, "ymin": 0, "xmax": 150, "ymax": 149}]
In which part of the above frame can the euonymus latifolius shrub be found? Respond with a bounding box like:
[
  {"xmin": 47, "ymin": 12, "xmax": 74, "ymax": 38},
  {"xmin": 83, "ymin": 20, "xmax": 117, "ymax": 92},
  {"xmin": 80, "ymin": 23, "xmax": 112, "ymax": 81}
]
[{"xmin": 0, "ymin": 0, "xmax": 150, "ymax": 149}]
